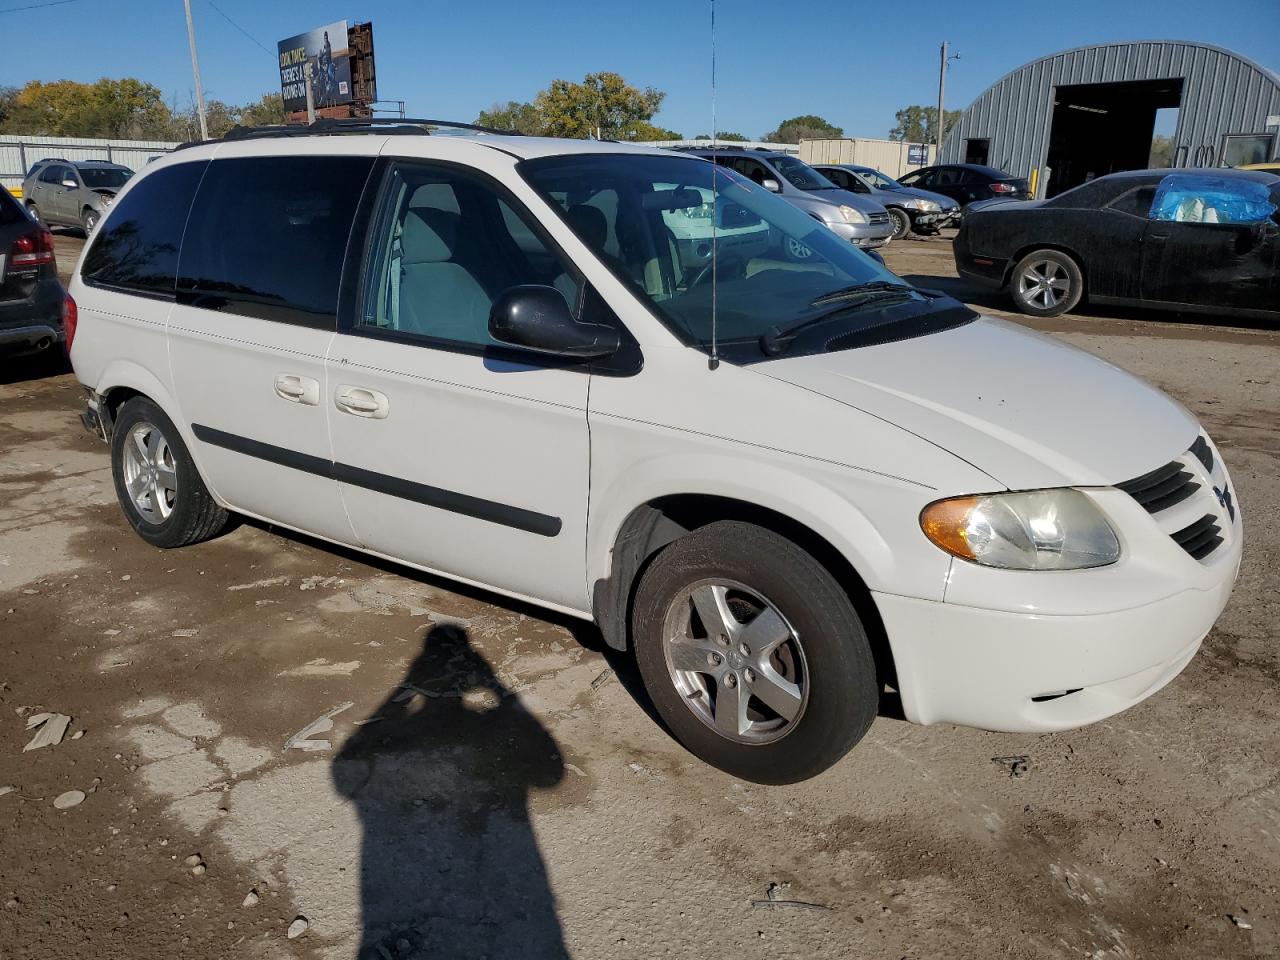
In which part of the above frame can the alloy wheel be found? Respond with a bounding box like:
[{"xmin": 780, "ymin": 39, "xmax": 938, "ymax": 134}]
[
  {"xmin": 1017, "ymin": 259, "xmax": 1071, "ymax": 310},
  {"xmin": 121, "ymin": 421, "xmax": 178, "ymax": 524},
  {"xmin": 662, "ymin": 578, "xmax": 809, "ymax": 743}
]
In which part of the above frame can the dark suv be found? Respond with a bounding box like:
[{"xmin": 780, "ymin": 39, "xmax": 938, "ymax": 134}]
[
  {"xmin": 0, "ymin": 187, "xmax": 65, "ymax": 357},
  {"xmin": 897, "ymin": 163, "xmax": 1030, "ymax": 210}
]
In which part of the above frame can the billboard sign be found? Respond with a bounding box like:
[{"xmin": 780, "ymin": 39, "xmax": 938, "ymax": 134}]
[
  {"xmin": 278, "ymin": 21, "xmax": 353, "ymax": 112},
  {"xmin": 907, "ymin": 144, "xmax": 929, "ymax": 165}
]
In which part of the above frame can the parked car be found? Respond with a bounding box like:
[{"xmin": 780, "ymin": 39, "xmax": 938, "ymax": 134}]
[
  {"xmin": 1240, "ymin": 161, "xmax": 1280, "ymax": 175},
  {"xmin": 69, "ymin": 124, "xmax": 1241, "ymax": 783},
  {"xmin": 955, "ymin": 167, "xmax": 1280, "ymax": 319},
  {"xmin": 0, "ymin": 185, "xmax": 65, "ymax": 358},
  {"xmin": 814, "ymin": 163, "xmax": 960, "ymax": 239},
  {"xmin": 898, "ymin": 163, "xmax": 1030, "ymax": 210},
  {"xmin": 22, "ymin": 159, "xmax": 134, "ymax": 236},
  {"xmin": 681, "ymin": 147, "xmax": 895, "ymax": 256}
]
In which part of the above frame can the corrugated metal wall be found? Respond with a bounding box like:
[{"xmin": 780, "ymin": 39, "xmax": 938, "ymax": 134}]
[
  {"xmin": 798, "ymin": 138, "xmax": 935, "ymax": 177},
  {"xmin": 2, "ymin": 136, "xmax": 178, "ymax": 192},
  {"xmin": 941, "ymin": 41, "xmax": 1280, "ymax": 176}
]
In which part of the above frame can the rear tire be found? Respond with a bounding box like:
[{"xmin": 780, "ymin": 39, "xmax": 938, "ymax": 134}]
[
  {"xmin": 81, "ymin": 208, "xmax": 99, "ymax": 236},
  {"xmin": 110, "ymin": 397, "xmax": 228, "ymax": 548},
  {"xmin": 1009, "ymin": 249, "xmax": 1083, "ymax": 317},
  {"xmin": 26, "ymin": 202, "xmax": 41, "ymax": 224},
  {"xmin": 887, "ymin": 207, "xmax": 912, "ymax": 240},
  {"xmin": 632, "ymin": 521, "xmax": 879, "ymax": 784}
]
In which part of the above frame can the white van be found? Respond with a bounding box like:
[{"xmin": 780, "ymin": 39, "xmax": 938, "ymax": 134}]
[{"xmin": 68, "ymin": 121, "xmax": 1241, "ymax": 783}]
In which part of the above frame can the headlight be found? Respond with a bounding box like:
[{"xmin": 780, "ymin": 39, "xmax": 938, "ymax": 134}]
[
  {"xmin": 838, "ymin": 204, "xmax": 867, "ymax": 225},
  {"xmin": 920, "ymin": 489, "xmax": 1120, "ymax": 570},
  {"xmin": 918, "ymin": 200, "xmax": 940, "ymax": 212}
]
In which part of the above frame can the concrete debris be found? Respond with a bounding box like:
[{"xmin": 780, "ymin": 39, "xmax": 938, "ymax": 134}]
[
  {"xmin": 284, "ymin": 701, "xmax": 354, "ymax": 752},
  {"xmin": 191, "ymin": 864, "xmax": 206, "ymax": 876},
  {"xmin": 992, "ymin": 755, "xmax": 1031, "ymax": 778},
  {"xmin": 0, "ymin": 786, "xmax": 15, "ymax": 798},
  {"xmin": 171, "ymin": 629, "xmax": 199, "ymax": 638},
  {"xmin": 286, "ymin": 916, "xmax": 309, "ymax": 939},
  {"xmin": 70, "ymin": 730, "xmax": 84, "ymax": 740},
  {"xmin": 23, "ymin": 713, "xmax": 71, "ymax": 752},
  {"xmin": 242, "ymin": 890, "xmax": 259, "ymax": 908},
  {"xmin": 590, "ymin": 668, "xmax": 615, "ymax": 691},
  {"xmin": 352, "ymin": 716, "xmax": 386, "ymax": 726},
  {"xmin": 53, "ymin": 790, "xmax": 86, "ymax": 810},
  {"xmin": 1230, "ymin": 915, "xmax": 1253, "ymax": 929},
  {"xmin": 183, "ymin": 854, "xmax": 202, "ymax": 867}
]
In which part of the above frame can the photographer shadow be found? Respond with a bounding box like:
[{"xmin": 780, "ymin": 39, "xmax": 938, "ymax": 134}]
[{"xmin": 333, "ymin": 624, "xmax": 568, "ymax": 959}]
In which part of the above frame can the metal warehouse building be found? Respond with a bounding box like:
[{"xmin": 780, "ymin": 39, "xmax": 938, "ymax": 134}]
[{"xmin": 940, "ymin": 40, "xmax": 1280, "ymax": 197}]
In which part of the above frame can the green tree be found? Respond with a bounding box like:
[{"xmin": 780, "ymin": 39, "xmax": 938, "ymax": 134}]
[
  {"xmin": 1148, "ymin": 135, "xmax": 1174, "ymax": 168},
  {"xmin": 476, "ymin": 100, "xmax": 545, "ymax": 135},
  {"xmin": 763, "ymin": 115, "xmax": 843, "ymax": 143},
  {"xmin": 626, "ymin": 121, "xmax": 682, "ymax": 141},
  {"xmin": 237, "ymin": 92, "xmax": 286, "ymax": 127},
  {"xmin": 534, "ymin": 72, "xmax": 666, "ymax": 140},
  {"xmin": 1, "ymin": 78, "xmax": 172, "ymax": 138},
  {"xmin": 0, "ymin": 86, "xmax": 18, "ymax": 131},
  {"xmin": 889, "ymin": 105, "xmax": 961, "ymax": 143},
  {"xmin": 694, "ymin": 130, "xmax": 747, "ymax": 141}
]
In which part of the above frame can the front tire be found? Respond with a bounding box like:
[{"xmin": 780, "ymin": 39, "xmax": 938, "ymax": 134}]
[
  {"xmin": 82, "ymin": 208, "xmax": 99, "ymax": 236},
  {"xmin": 887, "ymin": 207, "xmax": 912, "ymax": 240},
  {"xmin": 110, "ymin": 397, "xmax": 228, "ymax": 548},
  {"xmin": 26, "ymin": 202, "xmax": 41, "ymax": 224},
  {"xmin": 632, "ymin": 521, "xmax": 879, "ymax": 784},
  {"xmin": 1009, "ymin": 249, "xmax": 1083, "ymax": 317}
]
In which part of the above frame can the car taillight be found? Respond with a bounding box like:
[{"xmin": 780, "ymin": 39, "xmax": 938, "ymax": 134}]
[
  {"xmin": 63, "ymin": 292, "xmax": 78, "ymax": 353},
  {"xmin": 9, "ymin": 228, "xmax": 55, "ymax": 266},
  {"xmin": 989, "ymin": 182, "xmax": 1017, "ymax": 194}
]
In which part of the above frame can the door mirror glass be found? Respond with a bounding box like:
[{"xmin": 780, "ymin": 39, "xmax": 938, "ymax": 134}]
[
  {"xmin": 489, "ymin": 285, "xmax": 620, "ymax": 359},
  {"xmin": 761, "ymin": 177, "xmax": 781, "ymax": 193},
  {"xmin": 62, "ymin": 178, "xmax": 78, "ymax": 188}
]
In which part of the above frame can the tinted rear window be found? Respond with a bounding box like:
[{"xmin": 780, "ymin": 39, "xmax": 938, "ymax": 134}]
[
  {"xmin": 176, "ymin": 155, "xmax": 374, "ymax": 327},
  {"xmin": 81, "ymin": 161, "xmax": 208, "ymax": 296},
  {"xmin": 0, "ymin": 188, "xmax": 25, "ymax": 225}
]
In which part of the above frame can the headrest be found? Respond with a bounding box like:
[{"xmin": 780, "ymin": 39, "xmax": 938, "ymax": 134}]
[
  {"xmin": 401, "ymin": 208, "xmax": 459, "ymax": 264},
  {"xmin": 566, "ymin": 204, "xmax": 608, "ymax": 250}
]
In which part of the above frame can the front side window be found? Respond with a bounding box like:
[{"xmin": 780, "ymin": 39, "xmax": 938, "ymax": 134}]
[
  {"xmin": 81, "ymin": 160, "xmax": 208, "ymax": 296},
  {"xmin": 859, "ymin": 169, "xmax": 900, "ymax": 190},
  {"xmin": 1149, "ymin": 174, "xmax": 1278, "ymax": 224},
  {"xmin": 78, "ymin": 167, "xmax": 133, "ymax": 190},
  {"xmin": 176, "ymin": 155, "xmax": 374, "ymax": 326},
  {"xmin": 521, "ymin": 153, "xmax": 965, "ymax": 361},
  {"xmin": 358, "ymin": 163, "xmax": 580, "ymax": 348},
  {"xmin": 770, "ymin": 155, "xmax": 836, "ymax": 191}
]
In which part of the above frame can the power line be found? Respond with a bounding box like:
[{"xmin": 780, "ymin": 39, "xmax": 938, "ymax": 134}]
[
  {"xmin": 204, "ymin": 0, "xmax": 272, "ymax": 56},
  {"xmin": 0, "ymin": 0, "xmax": 81, "ymax": 14}
]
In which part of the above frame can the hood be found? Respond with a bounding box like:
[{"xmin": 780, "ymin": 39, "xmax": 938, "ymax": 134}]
[
  {"xmin": 803, "ymin": 186, "xmax": 887, "ymax": 215},
  {"xmin": 756, "ymin": 315, "xmax": 1197, "ymax": 490},
  {"xmin": 91, "ymin": 189, "xmax": 117, "ymax": 198},
  {"xmin": 893, "ymin": 185, "xmax": 958, "ymax": 209}
]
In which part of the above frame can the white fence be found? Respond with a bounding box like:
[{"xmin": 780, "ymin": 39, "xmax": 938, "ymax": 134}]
[
  {"xmin": 798, "ymin": 138, "xmax": 935, "ymax": 178},
  {"xmin": 2, "ymin": 135, "xmax": 179, "ymax": 193},
  {"xmin": 645, "ymin": 139, "xmax": 802, "ymax": 155}
]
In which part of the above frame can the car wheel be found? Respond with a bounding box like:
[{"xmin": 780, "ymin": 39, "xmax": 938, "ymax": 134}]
[
  {"xmin": 26, "ymin": 202, "xmax": 41, "ymax": 224},
  {"xmin": 1010, "ymin": 249, "xmax": 1084, "ymax": 317},
  {"xmin": 81, "ymin": 208, "xmax": 99, "ymax": 236},
  {"xmin": 887, "ymin": 207, "xmax": 912, "ymax": 240},
  {"xmin": 110, "ymin": 397, "xmax": 228, "ymax": 548},
  {"xmin": 632, "ymin": 520, "xmax": 879, "ymax": 784},
  {"xmin": 783, "ymin": 236, "xmax": 814, "ymax": 262}
]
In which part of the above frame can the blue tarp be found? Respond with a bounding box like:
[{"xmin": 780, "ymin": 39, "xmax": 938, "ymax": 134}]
[{"xmin": 1150, "ymin": 174, "xmax": 1278, "ymax": 224}]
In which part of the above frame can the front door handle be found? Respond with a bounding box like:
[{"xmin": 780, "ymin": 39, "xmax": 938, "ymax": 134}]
[
  {"xmin": 335, "ymin": 385, "xmax": 390, "ymax": 419},
  {"xmin": 274, "ymin": 373, "xmax": 319, "ymax": 405}
]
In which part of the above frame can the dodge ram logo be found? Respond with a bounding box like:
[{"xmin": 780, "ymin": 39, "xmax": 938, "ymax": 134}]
[{"xmin": 1214, "ymin": 485, "xmax": 1235, "ymax": 522}]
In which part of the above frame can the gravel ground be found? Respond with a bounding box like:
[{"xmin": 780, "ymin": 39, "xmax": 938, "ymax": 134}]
[{"xmin": 0, "ymin": 231, "xmax": 1277, "ymax": 959}]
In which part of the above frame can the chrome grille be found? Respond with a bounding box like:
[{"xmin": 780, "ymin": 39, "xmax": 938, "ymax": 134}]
[{"xmin": 867, "ymin": 212, "xmax": 890, "ymax": 224}]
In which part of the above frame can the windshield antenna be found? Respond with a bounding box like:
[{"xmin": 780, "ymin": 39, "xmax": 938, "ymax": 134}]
[{"xmin": 708, "ymin": 0, "xmax": 720, "ymax": 371}]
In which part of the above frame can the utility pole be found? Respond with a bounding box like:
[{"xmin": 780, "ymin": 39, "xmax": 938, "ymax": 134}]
[
  {"xmin": 304, "ymin": 63, "xmax": 316, "ymax": 124},
  {"xmin": 182, "ymin": 0, "xmax": 209, "ymax": 140},
  {"xmin": 936, "ymin": 42, "xmax": 960, "ymax": 159}
]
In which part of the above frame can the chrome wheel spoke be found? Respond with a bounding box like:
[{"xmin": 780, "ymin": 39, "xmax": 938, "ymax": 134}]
[
  {"xmin": 713, "ymin": 676, "xmax": 748, "ymax": 736},
  {"xmin": 132, "ymin": 429, "xmax": 150, "ymax": 462},
  {"xmin": 741, "ymin": 606, "xmax": 790, "ymax": 658},
  {"xmin": 668, "ymin": 639, "xmax": 718, "ymax": 674},
  {"xmin": 748, "ymin": 665, "xmax": 803, "ymax": 721},
  {"xmin": 156, "ymin": 463, "xmax": 178, "ymax": 490},
  {"xmin": 126, "ymin": 472, "xmax": 147, "ymax": 500},
  {"xmin": 691, "ymin": 584, "xmax": 736, "ymax": 641}
]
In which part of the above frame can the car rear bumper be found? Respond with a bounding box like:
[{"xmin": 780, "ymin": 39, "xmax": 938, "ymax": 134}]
[
  {"xmin": 0, "ymin": 281, "xmax": 64, "ymax": 355},
  {"xmin": 875, "ymin": 531, "xmax": 1240, "ymax": 733}
]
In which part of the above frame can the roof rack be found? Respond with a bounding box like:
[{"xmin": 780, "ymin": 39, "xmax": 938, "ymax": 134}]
[{"xmin": 175, "ymin": 117, "xmax": 521, "ymax": 151}]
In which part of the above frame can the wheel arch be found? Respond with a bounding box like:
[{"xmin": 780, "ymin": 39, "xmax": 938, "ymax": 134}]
[{"xmin": 590, "ymin": 493, "xmax": 897, "ymax": 689}]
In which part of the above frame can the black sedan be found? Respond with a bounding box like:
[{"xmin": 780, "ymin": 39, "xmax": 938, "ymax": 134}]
[
  {"xmin": 954, "ymin": 168, "xmax": 1280, "ymax": 319},
  {"xmin": 897, "ymin": 163, "xmax": 1030, "ymax": 208}
]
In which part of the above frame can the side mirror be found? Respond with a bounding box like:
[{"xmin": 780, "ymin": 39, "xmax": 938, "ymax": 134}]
[
  {"xmin": 61, "ymin": 179, "xmax": 78, "ymax": 188},
  {"xmin": 761, "ymin": 178, "xmax": 782, "ymax": 193},
  {"xmin": 489, "ymin": 285, "xmax": 620, "ymax": 360}
]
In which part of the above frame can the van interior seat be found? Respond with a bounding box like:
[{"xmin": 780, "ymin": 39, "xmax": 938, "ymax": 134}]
[{"xmin": 397, "ymin": 207, "xmax": 495, "ymax": 342}]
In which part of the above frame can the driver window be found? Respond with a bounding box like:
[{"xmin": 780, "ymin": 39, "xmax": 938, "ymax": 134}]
[{"xmin": 360, "ymin": 164, "xmax": 580, "ymax": 347}]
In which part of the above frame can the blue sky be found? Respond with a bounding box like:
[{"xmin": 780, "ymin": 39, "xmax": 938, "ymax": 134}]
[{"xmin": 2, "ymin": 0, "xmax": 1278, "ymax": 139}]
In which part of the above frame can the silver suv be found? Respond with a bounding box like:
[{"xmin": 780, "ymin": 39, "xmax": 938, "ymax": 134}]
[
  {"xmin": 683, "ymin": 148, "xmax": 894, "ymax": 258},
  {"xmin": 22, "ymin": 159, "xmax": 134, "ymax": 235}
]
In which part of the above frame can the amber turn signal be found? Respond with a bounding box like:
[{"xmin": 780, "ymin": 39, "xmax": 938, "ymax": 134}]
[{"xmin": 919, "ymin": 496, "xmax": 981, "ymax": 561}]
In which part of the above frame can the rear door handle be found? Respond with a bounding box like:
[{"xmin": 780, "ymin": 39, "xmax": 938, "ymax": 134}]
[
  {"xmin": 274, "ymin": 373, "xmax": 319, "ymax": 405},
  {"xmin": 335, "ymin": 385, "xmax": 390, "ymax": 419}
]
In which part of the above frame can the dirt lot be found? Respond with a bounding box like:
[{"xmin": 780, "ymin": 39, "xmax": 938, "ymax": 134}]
[{"xmin": 1, "ymin": 231, "xmax": 1277, "ymax": 959}]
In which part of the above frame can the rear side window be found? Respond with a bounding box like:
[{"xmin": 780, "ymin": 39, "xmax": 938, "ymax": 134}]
[
  {"xmin": 0, "ymin": 188, "xmax": 25, "ymax": 225},
  {"xmin": 177, "ymin": 156, "xmax": 374, "ymax": 327},
  {"xmin": 1107, "ymin": 185, "xmax": 1157, "ymax": 218},
  {"xmin": 81, "ymin": 161, "xmax": 208, "ymax": 297}
]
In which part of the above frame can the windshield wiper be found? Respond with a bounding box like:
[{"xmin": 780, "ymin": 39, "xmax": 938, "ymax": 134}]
[
  {"xmin": 810, "ymin": 279, "xmax": 912, "ymax": 306},
  {"xmin": 759, "ymin": 289, "xmax": 915, "ymax": 356}
]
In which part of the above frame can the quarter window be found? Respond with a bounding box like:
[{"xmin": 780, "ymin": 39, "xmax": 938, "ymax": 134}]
[
  {"xmin": 357, "ymin": 163, "xmax": 580, "ymax": 348},
  {"xmin": 81, "ymin": 161, "xmax": 208, "ymax": 297},
  {"xmin": 176, "ymin": 155, "xmax": 374, "ymax": 326}
]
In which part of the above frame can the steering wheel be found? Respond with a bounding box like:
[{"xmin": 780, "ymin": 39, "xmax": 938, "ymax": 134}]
[{"xmin": 688, "ymin": 251, "xmax": 746, "ymax": 289}]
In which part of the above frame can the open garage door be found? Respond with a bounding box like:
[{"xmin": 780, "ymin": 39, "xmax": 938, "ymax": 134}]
[{"xmin": 1045, "ymin": 79, "xmax": 1184, "ymax": 197}]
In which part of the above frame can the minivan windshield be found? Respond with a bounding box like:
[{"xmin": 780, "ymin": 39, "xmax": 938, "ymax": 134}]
[
  {"xmin": 771, "ymin": 155, "xmax": 837, "ymax": 190},
  {"xmin": 520, "ymin": 154, "xmax": 968, "ymax": 360},
  {"xmin": 78, "ymin": 167, "xmax": 132, "ymax": 189}
]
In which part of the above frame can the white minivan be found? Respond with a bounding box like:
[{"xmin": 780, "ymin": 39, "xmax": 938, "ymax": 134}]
[{"xmin": 68, "ymin": 121, "xmax": 1242, "ymax": 783}]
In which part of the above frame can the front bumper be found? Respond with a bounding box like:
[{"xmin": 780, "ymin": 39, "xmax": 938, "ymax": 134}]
[{"xmin": 827, "ymin": 220, "xmax": 895, "ymax": 249}]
